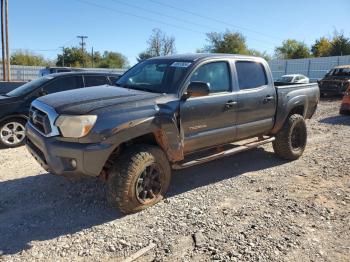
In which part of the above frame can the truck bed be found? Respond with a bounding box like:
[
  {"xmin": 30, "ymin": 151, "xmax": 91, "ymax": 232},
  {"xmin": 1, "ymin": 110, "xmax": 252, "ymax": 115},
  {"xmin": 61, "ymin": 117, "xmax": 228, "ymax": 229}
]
[{"xmin": 272, "ymin": 83, "xmax": 320, "ymax": 133}]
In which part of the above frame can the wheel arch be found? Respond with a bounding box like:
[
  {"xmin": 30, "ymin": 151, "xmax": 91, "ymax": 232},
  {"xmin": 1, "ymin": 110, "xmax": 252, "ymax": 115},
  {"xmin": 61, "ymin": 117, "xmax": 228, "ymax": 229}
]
[
  {"xmin": 99, "ymin": 114, "xmax": 184, "ymax": 176},
  {"xmin": 0, "ymin": 114, "xmax": 28, "ymax": 124},
  {"xmin": 271, "ymin": 96, "xmax": 308, "ymax": 134}
]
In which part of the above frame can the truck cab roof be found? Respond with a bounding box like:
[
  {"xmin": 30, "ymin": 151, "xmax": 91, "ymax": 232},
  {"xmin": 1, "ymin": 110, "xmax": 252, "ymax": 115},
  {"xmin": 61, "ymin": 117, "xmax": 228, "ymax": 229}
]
[{"xmin": 148, "ymin": 53, "xmax": 262, "ymax": 62}]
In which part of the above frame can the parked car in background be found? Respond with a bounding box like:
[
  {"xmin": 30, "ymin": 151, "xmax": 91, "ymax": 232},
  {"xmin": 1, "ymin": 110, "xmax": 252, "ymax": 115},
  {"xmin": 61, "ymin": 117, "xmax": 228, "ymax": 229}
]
[
  {"xmin": 318, "ymin": 65, "xmax": 350, "ymax": 97},
  {"xmin": 0, "ymin": 71, "xmax": 120, "ymax": 148},
  {"xmin": 38, "ymin": 67, "xmax": 84, "ymax": 77},
  {"xmin": 340, "ymin": 86, "xmax": 350, "ymax": 115},
  {"xmin": 0, "ymin": 81, "xmax": 27, "ymax": 95},
  {"xmin": 275, "ymin": 74, "xmax": 309, "ymax": 86},
  {"xmin": 25, "ymin": 54, "xmax": 319, "ymax": 214}
]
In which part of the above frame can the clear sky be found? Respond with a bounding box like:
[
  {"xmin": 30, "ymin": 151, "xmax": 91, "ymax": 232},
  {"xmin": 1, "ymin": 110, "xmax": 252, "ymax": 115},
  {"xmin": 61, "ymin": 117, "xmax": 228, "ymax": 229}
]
[{"xmin": 9, "ymin": 0, "xmax": 350, "ymax": 66}]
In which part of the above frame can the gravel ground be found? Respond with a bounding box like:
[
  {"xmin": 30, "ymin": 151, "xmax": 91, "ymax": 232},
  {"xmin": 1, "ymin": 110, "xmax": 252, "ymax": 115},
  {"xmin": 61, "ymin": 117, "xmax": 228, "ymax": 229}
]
[{"xmin": 0, "ymin": 99, "xmax": 349, "ymax": 262}]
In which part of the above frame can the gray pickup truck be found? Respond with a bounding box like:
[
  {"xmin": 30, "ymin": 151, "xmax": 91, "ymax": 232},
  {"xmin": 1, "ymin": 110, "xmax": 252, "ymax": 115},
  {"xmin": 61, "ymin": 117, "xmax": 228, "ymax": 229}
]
[{"xmin": 25, "ymin": 54, "xmax": 319, "ymax": 214}]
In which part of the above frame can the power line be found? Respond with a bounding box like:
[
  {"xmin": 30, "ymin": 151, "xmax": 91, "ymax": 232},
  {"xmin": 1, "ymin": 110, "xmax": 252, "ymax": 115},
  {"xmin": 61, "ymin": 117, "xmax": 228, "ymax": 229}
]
[
  {"xmin": 75, "ymin": 0, "xmax": 276, "ymax": 48},
  {"xmin": 109, "ymin": 0, "xmax": 220, "ymax": 32},
  {"xmin": 1, "ymin": 48, "xmax": 60, "ymax": 52},
  {"xmin": 110, "ymin": 0, "xmax": 278, "ymax": 46},
  {"xmin": 75, "ymin": 0, "xmax": 205, "ymax": 35},
  {"xmin": 148, "ymin": 0, "xmax": 283, "ymax": 42}
]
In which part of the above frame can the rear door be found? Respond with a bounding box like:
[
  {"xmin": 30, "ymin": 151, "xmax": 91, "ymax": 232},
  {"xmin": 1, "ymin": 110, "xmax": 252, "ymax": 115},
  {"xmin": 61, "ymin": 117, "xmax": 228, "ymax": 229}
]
[
  {"xmin": 180, "ymin": 60, "xmax": 238, "ymax": 152},
  {"xmin": 234, "ymin": 60, "xmax": 276, "ymax": 139}
]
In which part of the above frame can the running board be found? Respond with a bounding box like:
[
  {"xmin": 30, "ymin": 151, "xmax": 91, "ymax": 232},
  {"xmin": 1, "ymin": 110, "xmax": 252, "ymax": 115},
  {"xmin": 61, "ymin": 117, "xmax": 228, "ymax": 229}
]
[{"xmin": 172, "ymin": 137, "xmax": 275, "ymax": 170}]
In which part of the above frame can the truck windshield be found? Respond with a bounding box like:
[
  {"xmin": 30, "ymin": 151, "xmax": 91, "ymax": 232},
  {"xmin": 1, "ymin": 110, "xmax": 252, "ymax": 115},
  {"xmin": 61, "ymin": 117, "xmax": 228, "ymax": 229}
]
[
  {"xmin": 116, "ymin": 60, "xmax": 192, "ymax": 94},
  {"xmin": 329, "ymin": 68, "xmax": 350, "ymax": 76},
  {"xmin": 7, "ymin": 76, "xmax": 53, "ymax": 97}
]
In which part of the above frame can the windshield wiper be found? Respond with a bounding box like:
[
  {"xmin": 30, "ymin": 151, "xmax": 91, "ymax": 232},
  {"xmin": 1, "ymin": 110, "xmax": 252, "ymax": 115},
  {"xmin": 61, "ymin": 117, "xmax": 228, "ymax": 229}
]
[
  {"xmin": 134, "ymin": 87, "xmax": 156, "ymax": 93},
  {"xmin": 121, "ymin": 84, "xmax": 157, "ymax": 93}
]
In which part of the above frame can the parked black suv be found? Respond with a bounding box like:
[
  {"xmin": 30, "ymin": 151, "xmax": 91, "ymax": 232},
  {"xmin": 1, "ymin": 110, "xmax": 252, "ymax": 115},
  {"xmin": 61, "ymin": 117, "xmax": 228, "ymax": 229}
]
[
  {"xmin": 0, "ymin": 71, "xmax": 120, "ymax": 147},
  {"xmin": 318, "ymin": 65, "xmax": 350, "ymax": 96},
  {"xmin": 38, "ymin": 67, "xmax": 84, "ymax": 77}
]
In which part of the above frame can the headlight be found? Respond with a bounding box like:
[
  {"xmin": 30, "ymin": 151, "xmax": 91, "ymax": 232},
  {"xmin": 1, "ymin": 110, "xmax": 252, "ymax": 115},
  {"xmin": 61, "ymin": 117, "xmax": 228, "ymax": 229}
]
[{"xmin": 55, "ymin": 115, "xmax": 97, "ymax": 138}]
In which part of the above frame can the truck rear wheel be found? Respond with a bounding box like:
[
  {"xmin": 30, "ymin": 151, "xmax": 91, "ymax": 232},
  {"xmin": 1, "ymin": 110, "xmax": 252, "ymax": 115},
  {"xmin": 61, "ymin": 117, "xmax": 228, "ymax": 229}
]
[
  {"xmin": 272, "ymin": 114, "xmax": 307, "ymax": 160},
  {"xmin": 107, "ymin": 145, "xmax": 171, "ymax": 214}
]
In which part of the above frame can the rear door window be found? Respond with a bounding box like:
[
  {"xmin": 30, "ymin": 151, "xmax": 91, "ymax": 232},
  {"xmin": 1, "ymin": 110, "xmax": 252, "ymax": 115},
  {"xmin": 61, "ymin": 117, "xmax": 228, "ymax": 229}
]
[
  {"xmin": 84, "ymin": 75, "xmax": 110, "ymax": 87},
  {"xmin": 235, "ymin": 61, "xmax": 267, "ymax": 90},
  {"xmin": 43, "ymin": 76, "xmax": 84, "ymax": 94}
]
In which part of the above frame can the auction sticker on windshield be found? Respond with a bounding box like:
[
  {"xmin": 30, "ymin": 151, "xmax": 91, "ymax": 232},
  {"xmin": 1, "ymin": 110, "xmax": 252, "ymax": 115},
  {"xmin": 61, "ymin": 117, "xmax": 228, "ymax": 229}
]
[{"xmin": 170, "ymin": 62, "xmax": 192, "ymax": 68}]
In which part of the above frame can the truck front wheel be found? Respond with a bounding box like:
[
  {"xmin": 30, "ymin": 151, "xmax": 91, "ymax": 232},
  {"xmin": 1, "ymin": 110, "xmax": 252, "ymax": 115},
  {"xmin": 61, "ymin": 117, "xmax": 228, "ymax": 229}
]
[
  {"xmin": 272, "ymin": 114, "xmax": 307, "ymax": 160},
  {"xmin": 107, "ymin": 145, "xmax": 171, "ymax": 214}
]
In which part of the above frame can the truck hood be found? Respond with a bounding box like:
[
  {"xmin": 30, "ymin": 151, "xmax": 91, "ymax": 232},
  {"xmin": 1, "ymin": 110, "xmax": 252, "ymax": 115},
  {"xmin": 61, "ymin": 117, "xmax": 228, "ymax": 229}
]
[{"xmin": 37, "ymin": 85, "xmax": 163, "ymax": 115}]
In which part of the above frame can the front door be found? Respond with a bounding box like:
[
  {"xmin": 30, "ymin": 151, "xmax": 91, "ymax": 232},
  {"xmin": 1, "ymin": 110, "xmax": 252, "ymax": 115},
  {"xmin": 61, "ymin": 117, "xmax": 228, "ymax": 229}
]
[{"xmin": 180, "ymin": 61, "xmax": 237, "ymax": 153}]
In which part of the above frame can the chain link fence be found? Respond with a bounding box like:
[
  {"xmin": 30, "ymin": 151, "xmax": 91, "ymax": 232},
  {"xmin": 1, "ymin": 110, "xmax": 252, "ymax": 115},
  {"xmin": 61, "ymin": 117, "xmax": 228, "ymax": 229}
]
[
  {"xmin": 269, "ymin": 55, "xmax": 350, "ymax": 82},
  {"xmin": 0, "ymin": 65, "xmax": 126, "ymax": 82},
  {"xmin": 2, "ymin": 56, "xmax": 350, "ymax": 83}
]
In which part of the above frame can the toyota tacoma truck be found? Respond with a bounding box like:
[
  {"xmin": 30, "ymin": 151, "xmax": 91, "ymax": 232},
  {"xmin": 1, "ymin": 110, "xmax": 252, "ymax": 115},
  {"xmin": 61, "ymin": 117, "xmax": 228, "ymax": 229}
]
[{"xmin": 25, "ymin": 54, "xmax": 320, "ymax": 214}]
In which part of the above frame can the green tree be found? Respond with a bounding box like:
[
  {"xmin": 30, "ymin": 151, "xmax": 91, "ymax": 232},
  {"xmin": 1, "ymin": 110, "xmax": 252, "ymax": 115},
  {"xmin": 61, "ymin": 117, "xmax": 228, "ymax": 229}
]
[
  {"xmin": 137, "ymin": 51, "xmax": 153, "ymax": 62},
  {"xmin": 204, "ymin": 31, "xmax": 249, "ymax": 54},
  {"xmin": 137, "ymin": 28, "xmax": 176, "ymax": 61},
  {"xmin": 311, "ymin": 37, "xmax": 331, "ymax": 57},
  {"xmin": 275, "ymin": 39, "xmax": 311, "ymax": 59},
  {"xmin": 10, "ymin": 50, "xmax": 51, "ymax": 66},
  {"xmin": 97, "ymin": 51, "xmax": 128, "ymax": 68},
  {"xmin": 56, "ymin": 47, "xmax": 90, "ymax": 67},
  {"xmin": 329, "ymin": 33, "xmax": 350, "ymax": 56},
  {"xmin": 248, "ymin": 49, "xmax": 272, "ymax": 61}
]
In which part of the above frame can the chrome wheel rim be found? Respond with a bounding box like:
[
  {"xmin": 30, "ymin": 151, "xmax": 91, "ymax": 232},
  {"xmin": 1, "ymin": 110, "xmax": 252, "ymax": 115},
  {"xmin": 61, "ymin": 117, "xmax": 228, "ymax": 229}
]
[{"xmin": 0, "ymin": 122, "xmax": 25, "ymax": 146}]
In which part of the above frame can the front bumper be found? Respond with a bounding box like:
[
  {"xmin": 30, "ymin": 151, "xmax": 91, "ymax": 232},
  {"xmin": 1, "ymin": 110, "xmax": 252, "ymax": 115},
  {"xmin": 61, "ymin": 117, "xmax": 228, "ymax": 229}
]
[{"xmin": 25, "ymin": 123, "xmax": 114, "ymax": 176}]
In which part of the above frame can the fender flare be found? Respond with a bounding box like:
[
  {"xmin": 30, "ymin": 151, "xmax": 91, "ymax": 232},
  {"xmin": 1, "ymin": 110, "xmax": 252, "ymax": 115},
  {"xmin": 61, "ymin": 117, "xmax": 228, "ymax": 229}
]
[
  {"xmin": 271, "ymin": 95, "xmax": 309, "ymax": 134},
  {"xmin": 103, "ymin": 114, "xmax": 184, "ymax": 163}
]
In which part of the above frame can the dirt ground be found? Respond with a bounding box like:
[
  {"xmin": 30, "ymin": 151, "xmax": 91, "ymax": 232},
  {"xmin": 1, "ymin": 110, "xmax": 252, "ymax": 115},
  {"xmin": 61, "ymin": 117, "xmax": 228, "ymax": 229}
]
[{"xmin": 0, "ymin": 99, "xmax": 349, "ymax": 261}]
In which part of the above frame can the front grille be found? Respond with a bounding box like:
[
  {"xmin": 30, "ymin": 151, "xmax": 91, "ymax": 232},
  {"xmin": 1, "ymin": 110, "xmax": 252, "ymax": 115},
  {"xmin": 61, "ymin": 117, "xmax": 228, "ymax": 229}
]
[{"xmin": 29, "ymin": 106, "xmax": 52, "ymax": 135}]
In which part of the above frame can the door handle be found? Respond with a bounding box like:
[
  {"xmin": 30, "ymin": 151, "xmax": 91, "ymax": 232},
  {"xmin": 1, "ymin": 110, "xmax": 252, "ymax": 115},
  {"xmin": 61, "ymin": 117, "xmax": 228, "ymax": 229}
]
[
  {"xmin": 225, "ymin": 100, "xmax": 237, "ymax": 108},
  {"xmin": 263, "ymin": 95, "xmax": 274, "ymax": 103}
]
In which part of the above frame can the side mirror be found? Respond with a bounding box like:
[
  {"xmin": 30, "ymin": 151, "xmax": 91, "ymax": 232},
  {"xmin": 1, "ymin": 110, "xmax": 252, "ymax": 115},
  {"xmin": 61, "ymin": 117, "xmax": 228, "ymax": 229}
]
[
  {"xmin": 38, "ymin": 89, "xmax": 48, "ymax": 97},
  {"xmin": 184, "ymin": 81, "xmax": 210, "ymax": 99}
]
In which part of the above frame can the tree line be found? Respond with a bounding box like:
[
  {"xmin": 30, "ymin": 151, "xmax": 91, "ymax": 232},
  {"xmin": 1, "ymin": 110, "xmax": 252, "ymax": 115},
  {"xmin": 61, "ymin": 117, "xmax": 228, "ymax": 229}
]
[{"xmin": 8, "ymin": 29, "xmax": 350, "ymax": 68}]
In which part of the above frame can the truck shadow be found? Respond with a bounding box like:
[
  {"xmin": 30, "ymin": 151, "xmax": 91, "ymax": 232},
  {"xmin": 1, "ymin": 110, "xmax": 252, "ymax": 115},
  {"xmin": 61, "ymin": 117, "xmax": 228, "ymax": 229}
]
[
  {"xmin": 319, "ymin": 95, "xmax": 342, "ymax": 101},
  {"xmin": 0, "ymin": 147, "xmax": 286, "ymax": 255},
  {"xmin": 319, "ymin": 115, "xmax": 350, "ymax": 126},
  {"xmin": 0, "ymin": 174, "xmax": 120, "ymax": 255},
  {"xmin": 169, "ymin": 148, "xmax": 285, "ymax": 197}
]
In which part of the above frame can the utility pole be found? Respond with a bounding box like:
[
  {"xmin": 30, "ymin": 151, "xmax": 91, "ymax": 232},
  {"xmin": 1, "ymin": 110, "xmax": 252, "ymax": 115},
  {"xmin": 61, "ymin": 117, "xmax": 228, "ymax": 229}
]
[
  {"xmin": 4, "ymin": 0, "xmax": 9, "ymax": 81},
  {"xmin": 77, "ymin": 35, "xmax": 87, "ymax": 68},
  {"xmin": 1, "ymin": 0, "xmax": 6, "ymax": 81},
  {"xmin": 77, "ymin": 35, "xmax": 88, "ymax": 52},
  {"xmin": 91, "ymin": 46, "xmax": 94, "ymax": 68},
  {"xmin": 60, "ymin": 46, "xmax": 65, "ymax": 67}
]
